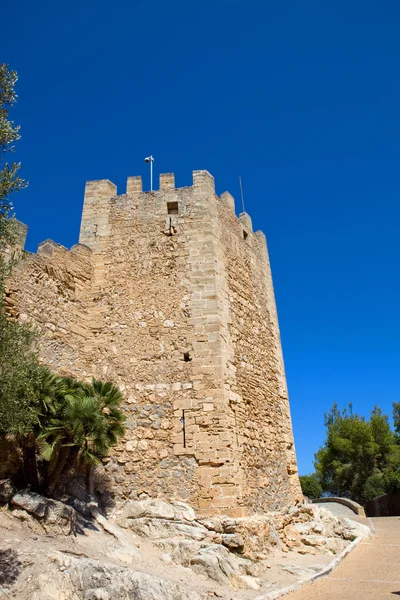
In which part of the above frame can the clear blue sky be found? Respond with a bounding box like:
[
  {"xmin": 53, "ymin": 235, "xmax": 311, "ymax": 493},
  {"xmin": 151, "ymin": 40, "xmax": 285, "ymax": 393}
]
[{"xmin": 2, "ymin": 0, "xmax": 400, "ymax": 475}]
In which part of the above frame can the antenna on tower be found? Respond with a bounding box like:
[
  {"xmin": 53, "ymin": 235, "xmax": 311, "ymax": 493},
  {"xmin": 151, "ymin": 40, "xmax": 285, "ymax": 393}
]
[{"xmin": 239, "ymin": 176, "xmax": 245, "ymax": 213}]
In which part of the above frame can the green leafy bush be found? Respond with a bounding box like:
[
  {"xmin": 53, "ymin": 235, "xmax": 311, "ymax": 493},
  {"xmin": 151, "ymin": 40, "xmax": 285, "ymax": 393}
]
[
  {"xmin": 315, "ymin": 403, "xmax": 400, "ymax": 504},
  {"xmin": 299, "ymin": 474, "xmax": 322, "ymax": 499}
]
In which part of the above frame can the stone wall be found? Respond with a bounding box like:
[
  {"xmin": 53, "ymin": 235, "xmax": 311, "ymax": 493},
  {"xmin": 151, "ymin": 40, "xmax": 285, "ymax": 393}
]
[
  {"xmin": 6, "ymin": 170, "xmax": 302, "ymax": 516},
  {"xmin": 217, "ymin": 199, "xmax": 299, "ymax": 512},
  {"xmin": 6, "ymin": 241, "xmax": 92, "ymax": 377}
]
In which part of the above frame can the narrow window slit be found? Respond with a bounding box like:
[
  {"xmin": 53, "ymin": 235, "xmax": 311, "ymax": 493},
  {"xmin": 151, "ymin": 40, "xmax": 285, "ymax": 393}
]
[
  {"xmin": 181, "ymin": 410, "xmax": 186, "ymax": 448},
  {"xmin": 183, "ymin": 351, "xmax": 192, "ymax": 362},
  {"xmin": 243, "ymin": 230, "xmax": 248, "ymax": 240}
]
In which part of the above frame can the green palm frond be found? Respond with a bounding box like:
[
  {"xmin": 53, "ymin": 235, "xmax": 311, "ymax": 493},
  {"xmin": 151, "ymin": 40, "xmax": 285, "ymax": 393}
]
[
  {"xmin": 36, "ymin": 374, "xmax": 126, "ymax": 471},
  {"xmin": 89, "ymin": 378, "xmax": 124, "ymax": 408}
]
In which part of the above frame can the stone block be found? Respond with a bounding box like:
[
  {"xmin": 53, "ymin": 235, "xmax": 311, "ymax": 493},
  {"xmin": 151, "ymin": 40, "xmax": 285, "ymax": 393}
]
[
  {"xmin": 239, "ymin": 211, "xmax": 253, "ymax": 233},
  {"xmin": 192, "ymin": 170, "xmax": 215, "ymax": 192},
  {"xmin": 160, "ymin": 173, "xmax": 175, "ymax": 189},
  {"xmin": 220, "ymin": 191, "xmax": 235, "ymax": 212},
  {"xmin": 127, "ymin": 176, "xmax": 142, "ymax": 193}
]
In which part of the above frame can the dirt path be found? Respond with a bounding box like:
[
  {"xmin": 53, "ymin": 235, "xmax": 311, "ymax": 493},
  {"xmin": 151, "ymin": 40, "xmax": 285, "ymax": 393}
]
[{"xmin": 285, "ymin": 517, "xmax": 400, "ymax": 599}]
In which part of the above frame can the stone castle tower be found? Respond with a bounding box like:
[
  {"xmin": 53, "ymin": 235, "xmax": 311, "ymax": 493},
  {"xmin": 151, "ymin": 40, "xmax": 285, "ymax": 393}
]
[{"xmin": 7, "ymin": 169, "xmax": 301, "ymax": 516}]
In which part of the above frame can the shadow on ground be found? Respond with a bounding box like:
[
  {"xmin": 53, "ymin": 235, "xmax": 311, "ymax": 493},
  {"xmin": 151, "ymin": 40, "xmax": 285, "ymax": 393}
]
[{"xmin": 0, "ymin": 548, "xmax": 22, "ymax": 585}]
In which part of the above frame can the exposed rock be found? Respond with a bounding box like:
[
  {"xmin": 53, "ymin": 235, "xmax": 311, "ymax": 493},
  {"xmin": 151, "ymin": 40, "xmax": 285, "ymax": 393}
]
[
  {"xmin": 0, "ymin": 548, "xmax": 22, "ymax": 586},
  {"xmin": 0, "ymin": 479, "xmax": 15, "ymax": 505},
  {"xmin": 117, "ymin": 497, "xmax": 369, "ymax": 575},
  {"xmin": 221, "ymin": 533, "xmax": 244, "ymax": 552},
  {"xmin": 190, "ymin": 544, "xmax": 244, "ymax": 587},
  {"xmin": 221, "ymin": 517, "xmax": 237, "ymax": 534},
  {"xmin": 155, "ymin": 537, "xmax": 263, "ymax": 590},
  {"xmin": 105, "ymin": 543, "xmax": 140, "ymax": 565},
  {"xmin": 155, "ymin": 538, "xmax": 201, "ymax": 566},
  {"xmin": 199, "ymin": 517, "xmax": 224, "ymax": 533},
  {"xmin": 234, "ymin": 515, "xmax": 279, "ymax": 558},
  {"xmin": 11, "ymin": 509, "xmax": 33, "ymax": 522},
  {"xmin": 274, "ymin": 503, "xmax": 371, "ymax": 556},
  {"xmin": 11, "ymin": 490, "xmax": 77, "ymax": 534},
  {"xmin": 124, "ymin": 517, "xmax": 209, "ymax": 541},
  {"xmin": 120, "ymin": 498, "xmax": 197, "ymax": 523},
  {"xmin": 122, "ymin": 499, "xmax": 175, "ymax": 520},
  {"xmin": 0, "ymin": 497, "xmax": 373, "ymax": 598},
  {"xmin": 172, "ymin": 501, "xmax": 197, "ymax": 522},
  {"xmin": 301, "ymin": 534, "xmax": 326, "ymax": 547},
  {"xmin": 324, "ymin": 537, "xmax": 346, "ymax": 554},
  {"xmin": 239, "ymin": 575, "xmax": 260, "ymax": 590},
  {"xmin": 67, "ymin": 496, "xmax": 93, "ymax": 517},
  {"xmin": 197, "ymin": 514, "xmax": 279, "ymax": 559},
  {"xmin": 118, "ymin": 498, "xmax": 209, "ymax": 541},
  {"xmin": 343, "ymin": 517, "xmax": 370, "ymax": 538},
  {"xmin": 312, "ymin": 523, "xmax": 324, "ymax": 534},
  {"xmin": 198, "ymin": 516, "xmax": 237, "ymax": 535},
  {"xmin": 42, "ymin": 552, "xmax": 202, "ymax": 600}
]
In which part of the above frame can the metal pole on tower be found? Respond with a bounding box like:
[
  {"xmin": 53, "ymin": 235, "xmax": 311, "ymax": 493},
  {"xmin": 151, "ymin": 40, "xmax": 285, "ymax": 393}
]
[
  {"xmin": 239, "ymin": 176, "xmax": 245, "ymax": 212},
  {"xmin": 144, "ymin": 155, "xmax": 154, "ymax": 191}
]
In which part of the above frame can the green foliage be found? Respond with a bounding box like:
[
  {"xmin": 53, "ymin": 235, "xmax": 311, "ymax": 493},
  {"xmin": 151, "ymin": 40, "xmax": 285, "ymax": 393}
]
[
  {"xmin": 39, "ymin": 378, "xmax": 126, "ymax": 467},
  {"xmin": 393, "ymin": 401, "xmax": 400, "ymax": 444},
  {"xmin": 0, "ymin": 308, "xmax": 42, "ymax": 436},
  {"xmin": 363, "ymin": 473, "xmax": 386, "ymax": 500},
  {"xmin": 0, "ymin": 314, "xmax": 126, "ymax": 494},
  {"xmin": 315, "ymin": 404, "xmax": 376, "ymax": 501},
  {"xmin": 370, "ymin": 406, "xmax": 393, "ymax": 469},
  {"xmin": 0, "ymin": 64, "xmax": 27, "ymax": 296},
  {"xmin": 299, "ymin": 474, "xmax": 322, "ymax": 499},
  {"xmin": 32, "ymin": 377, "xmax": 124, "ymax": 495},
  {"xmin": 382, "ymin": 470, "xmax": 400, "ymax": 494},
  {"xmin": 0, "ymin": 64, "xmax": 27, "ymax": 233},
  {"xmin": 315, "ymin": 403, "xmax": 400, "ymax": 504}
]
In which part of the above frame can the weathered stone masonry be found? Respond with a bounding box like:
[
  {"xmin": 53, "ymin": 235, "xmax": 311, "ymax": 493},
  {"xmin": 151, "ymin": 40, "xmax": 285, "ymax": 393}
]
[{"xmin": 6, "ymin": 170, "xmax": 301, "ymax": 516}]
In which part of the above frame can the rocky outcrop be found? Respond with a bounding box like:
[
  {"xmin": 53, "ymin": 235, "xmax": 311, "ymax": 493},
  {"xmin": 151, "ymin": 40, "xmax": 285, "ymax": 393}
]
[
  {"xmin": 157, "ymin": 539, "xmax": 263, "ymax": 590},
  {"xmin": 116, "ymin": 497, "xmax": 367, "ymax": 561},
  {"xmin": 114, "ymin": 497, "xmax": 370, "ymax": 589},
  {"xmin": 199, "ymin": 514, "xmax": 278, "ymax": 559},
  {"xmin": 117, "ymin": 498, "xmax": 277, "ymax": 557},
  {"xmin": 275, "ymin": 504, "xmax": 369, "ymax": 554},
  {"xmin": 118, "ymin": 498, "xmax": 208, "ymax": 541},
  {"xmin": 0, "ymin": 494, "xmax": 372, "ymax": 599},
  {"xmin": 36, "ymin": 551, "xmax": 202, "ymax": 600},
  {"xmin": 11, "ymin": 491, "xmax": 77, "ymax": 534}
]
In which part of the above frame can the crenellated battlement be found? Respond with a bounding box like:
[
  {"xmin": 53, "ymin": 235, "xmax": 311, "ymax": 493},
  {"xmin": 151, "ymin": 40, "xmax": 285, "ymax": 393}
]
[
  {"xmin": 78, "ymin": 170, "xmax": 248, "ymax": 251},
  {"xmin": 9, "ymin": 170, "xmax": 263, "ymax": 258},
  {"xmin": 126, "ymin": 175, "xmax": 142, "ymax": 194},
  {"xmin": 86, "ymin": 170, "xmax": 216, "ymax": 197},
  {"xmin": 159, "ymin": 173, "xmax": 175, "ymax": 190}
]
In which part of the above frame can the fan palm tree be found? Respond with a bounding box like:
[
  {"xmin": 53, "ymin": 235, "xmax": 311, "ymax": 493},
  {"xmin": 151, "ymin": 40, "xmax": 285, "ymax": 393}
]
[
  {"xmin": 38, "ymin": 378, "xmax": 125, "ymax": 496},
  {"xmin": 83, "ymin": 379, "xmax": 126, "ymax": 496},
  {"xmin": 18, "ymin": 366, "xmax": 64, "ymax": 489},
  {"xmin": 86, "ymin": 379, "xmax": 126, "ymax": 444}
]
